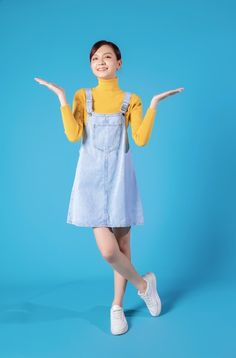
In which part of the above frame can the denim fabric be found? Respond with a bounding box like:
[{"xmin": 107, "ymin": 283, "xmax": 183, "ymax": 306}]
[{"xmin": 66, "ymin": 88, "xmax": 144, "ymax": 228}]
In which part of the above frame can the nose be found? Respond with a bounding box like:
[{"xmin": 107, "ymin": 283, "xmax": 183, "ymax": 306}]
[{"xmin": 98, "ymin": 59, "xmax": 106, "ymax": 65}]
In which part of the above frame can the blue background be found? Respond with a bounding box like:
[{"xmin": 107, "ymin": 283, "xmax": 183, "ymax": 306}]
[{"xmin": 1, "ymin": 0, "xmax": 235, "ymax": 357}]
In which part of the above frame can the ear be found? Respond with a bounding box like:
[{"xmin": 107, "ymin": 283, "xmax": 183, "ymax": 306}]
[{"xmin": 117, "ymin": 59, "xmax": 122, "ymax": 70}]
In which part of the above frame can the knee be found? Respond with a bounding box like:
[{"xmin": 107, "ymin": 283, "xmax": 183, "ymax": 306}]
[
  {"xmin": 101, "ymin": 247, "xmax": 117, "ymax": 263},
  {"xmin": 117, "ymin": 238, "xmax": 130, "ymax": 254},
  {"xmin": 120, "ymin": 245, "xmax": 130, "ymax": 259}
]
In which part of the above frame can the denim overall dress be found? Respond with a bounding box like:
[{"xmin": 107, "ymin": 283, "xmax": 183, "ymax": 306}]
[{"xmin": 66, "ymin": 88, "xmax": 144, "ymax": 228}]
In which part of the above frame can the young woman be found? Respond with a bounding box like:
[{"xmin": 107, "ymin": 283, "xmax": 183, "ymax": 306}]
[{"xmin": 34, "ymin": 40, "xmax": 184, "ymax": 335}]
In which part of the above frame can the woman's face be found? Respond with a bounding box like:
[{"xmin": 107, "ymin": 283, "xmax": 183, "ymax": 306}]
[{"xmin": 90, "ymin": 44, "xmax": 122, "ymax": 79}]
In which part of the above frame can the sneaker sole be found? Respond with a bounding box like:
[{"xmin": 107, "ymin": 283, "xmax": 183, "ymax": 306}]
[
  {"xmin": 146, "ymin": 272, "xmax": 162, "ymax": 316},
  {"xmin": 111, "ymin": 322, "xmax": 128, "ymax": 335}
]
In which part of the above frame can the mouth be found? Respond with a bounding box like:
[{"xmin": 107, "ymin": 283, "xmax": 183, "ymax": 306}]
[{"xmin": 97, "ymin": 67, "xmax": 108, "ymax": 72}]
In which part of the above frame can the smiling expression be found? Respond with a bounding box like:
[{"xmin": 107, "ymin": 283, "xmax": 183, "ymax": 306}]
[{"xmin": 90, "ymin": 44, "xmax": 122, "ymax": 79}]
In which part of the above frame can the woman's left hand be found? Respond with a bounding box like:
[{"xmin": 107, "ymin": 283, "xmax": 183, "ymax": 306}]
[{"xmin": 150, "ymin": 87, "xmax": 184, "ymax": 109}]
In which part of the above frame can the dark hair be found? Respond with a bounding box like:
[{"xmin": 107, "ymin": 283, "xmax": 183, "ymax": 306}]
[{"xmin": 89, "ymin": 40, "xmax": 122, "ymax": 62}]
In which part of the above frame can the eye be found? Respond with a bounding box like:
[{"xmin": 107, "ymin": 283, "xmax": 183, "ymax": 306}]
[{"xmin": 92, "ymin": 55, "xmax": 111, "ymax": 60}]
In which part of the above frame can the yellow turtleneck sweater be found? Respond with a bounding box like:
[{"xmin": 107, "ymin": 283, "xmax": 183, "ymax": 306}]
[{"xmin": 60, "ymin": 76, "xmax": 156, "ymax": 146}]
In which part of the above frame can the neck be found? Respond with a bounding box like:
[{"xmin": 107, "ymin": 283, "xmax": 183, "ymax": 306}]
[{"xmin": 95, "ymin": 76, "xmax": 120, "ymax": 91}]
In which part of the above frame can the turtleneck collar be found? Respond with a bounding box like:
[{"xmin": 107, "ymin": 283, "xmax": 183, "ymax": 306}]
[{"xmin": 95, "ymin": 76, "xmax": 120, "ymax": 91}]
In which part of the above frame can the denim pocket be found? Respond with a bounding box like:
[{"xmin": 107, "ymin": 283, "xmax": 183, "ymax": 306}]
[{"xmin": 92, "ymin": 123, "xmax": 122, "ymax": 152}]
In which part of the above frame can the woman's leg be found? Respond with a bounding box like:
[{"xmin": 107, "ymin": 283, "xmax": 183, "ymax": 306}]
[
  {"xmin": 92, "ymin": 227, "xmax": 147, "ymax": 294},
  {"xmin": 111, "ymin": 226, "xmax": 132, "ymax": 307}
]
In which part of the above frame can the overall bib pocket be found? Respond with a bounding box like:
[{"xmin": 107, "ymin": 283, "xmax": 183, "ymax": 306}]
[{"xmin": 92, "ymin": 123, "xmax": 122, "ymax": 152}]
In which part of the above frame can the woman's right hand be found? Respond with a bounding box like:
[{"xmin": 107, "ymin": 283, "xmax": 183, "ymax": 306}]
[{"xmin": 34, "ymin": 77, "xmax": 68, "ymax": 105}]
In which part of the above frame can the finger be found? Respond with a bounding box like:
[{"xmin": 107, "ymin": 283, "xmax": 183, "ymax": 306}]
[
  {"xmin": 34, "ymin": 78, "xmax": 47, "ymax": 85},
  {"xmin": 34, "ymin": 77, "xmax": 46, "ymax": 83},
  {"xmin": 34, "ymin": 78, "xmax": 53, "ymax": 87},
  {"xmin": 35, "ymin": 79, "xmax": 54, "ymax": 88},
  {"xmin": 169, "ymin": 89, "xmax": 183, "ymax": 95}
]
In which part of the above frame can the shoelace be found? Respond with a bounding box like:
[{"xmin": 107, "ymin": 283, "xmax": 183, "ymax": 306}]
[
  {"xmin": 143, "ymin": 292, "xmax": 155, "ymax": 306},
  {"xmin": 112, "ymin": 308, "xmax": 123, "ymax": 319},
  {"xmin": 140, "ymin": 282, "xmax": 156, "ymax": 307}
]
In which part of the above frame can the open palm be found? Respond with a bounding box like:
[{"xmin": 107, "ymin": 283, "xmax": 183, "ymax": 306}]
[
  {"xmin": 155, "ymin": 87, "xmax": 184, "ymax": 102},
  {"xmin": 34, "ymin": 77, "xmax": 65, "ymax": 97}
]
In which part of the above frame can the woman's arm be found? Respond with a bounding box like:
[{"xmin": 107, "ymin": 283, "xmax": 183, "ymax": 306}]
[
  {"xmin": 128, "ymin": 95, "xmax": 157, "ymax": 147},
  {"xmin": 129, "ymin": 87, "xmax": 184, "ymax": 146},
  {"xmin": 34, "ymin": 77, "xmax": 84, "ymax": 142},
  {"xmin": 60, "ymin": 90, "xmax": 84, "ymax": 142}
]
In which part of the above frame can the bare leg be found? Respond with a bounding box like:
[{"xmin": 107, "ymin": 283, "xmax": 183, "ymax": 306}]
[
  {"xmin": 111, "ymin": 227, "xmax": 132, "ymax": 307},
  {"xmin": 92, "ymin": 227, "xmax": 147, "ymax": 295}
]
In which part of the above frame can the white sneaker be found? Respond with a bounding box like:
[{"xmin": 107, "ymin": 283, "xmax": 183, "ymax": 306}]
[
  {"xmin": 137, "ymin": 272, "xmax": 162, "ymax": 316},
  {"xmin": 110, "ymin": 304, "xmax": 128, "ymax": 335}
]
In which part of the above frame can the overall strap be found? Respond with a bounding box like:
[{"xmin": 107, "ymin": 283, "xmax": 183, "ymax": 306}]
[
  {"xmin": 86, "ymin": 88, "xmax": 131, "ymax": 115},
  {"xmin": 120, "ymin": 92, "xmax": 132, "ymax": 114},
  {"xmin": 85, "ymin": 88, "xmax": 93, "ymax": 114}
]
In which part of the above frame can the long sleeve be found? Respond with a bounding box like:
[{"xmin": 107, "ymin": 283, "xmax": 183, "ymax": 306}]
[
  {"xmin": 128, "ymin": 94, "xmax": 157, "ymax": 147},
  {"xmin": 60, "ymin": 85, "xmax": 157, "ymax": 146},
  {"xmin": 60, "ymin": 89, "xmax": 84, "ymax": 142}
]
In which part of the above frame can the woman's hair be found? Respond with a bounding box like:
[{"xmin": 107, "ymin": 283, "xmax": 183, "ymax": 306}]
[{"xmin": 89, "ymin": 40, "xmax": 122, "ymax": 62}]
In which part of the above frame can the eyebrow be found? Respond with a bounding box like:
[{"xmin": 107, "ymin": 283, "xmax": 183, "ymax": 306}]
[{"xmin": 92, "ymin": 52, "xmax": 112, "ymax": 57}]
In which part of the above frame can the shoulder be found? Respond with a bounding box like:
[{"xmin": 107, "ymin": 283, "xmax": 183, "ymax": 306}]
[
  {"xmin": 73, "ymin": 88, "xmax": 87, "ymax": 103},
  {"xmin": 128, "ymin": 92, "xmax": 142, "ymax": 111}
]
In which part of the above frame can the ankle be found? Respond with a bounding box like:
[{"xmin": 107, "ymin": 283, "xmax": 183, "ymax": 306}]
[
  {"xmin": 138, "ymin": 279, "xmax": 147, "ymax": 294},
  {"xmin": 111, "ymin": 301, "xmax": 123, "ymax": 308}
]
